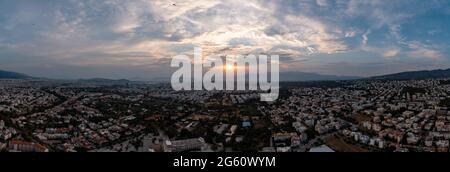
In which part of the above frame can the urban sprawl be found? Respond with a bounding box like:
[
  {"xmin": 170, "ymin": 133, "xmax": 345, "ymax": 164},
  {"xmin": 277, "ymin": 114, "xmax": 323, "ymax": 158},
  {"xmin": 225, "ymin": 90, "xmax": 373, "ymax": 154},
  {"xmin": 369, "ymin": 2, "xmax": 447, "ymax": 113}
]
[{"xmin": 1, "ymin": 78, "xmax": 450, "ymax": 152}]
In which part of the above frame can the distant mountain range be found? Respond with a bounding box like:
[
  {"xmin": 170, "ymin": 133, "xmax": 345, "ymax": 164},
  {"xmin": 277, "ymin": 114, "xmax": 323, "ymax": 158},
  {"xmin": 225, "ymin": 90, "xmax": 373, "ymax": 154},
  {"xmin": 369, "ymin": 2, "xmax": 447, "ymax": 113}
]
[
  {"xmin": 279, "ymin": 71, "xmax": 361, "ymax": 81},
  {"xmin": 0, "ymin": 69, "xmax": 32, "ymax": 79},
  {"xmin": 371, "ymin": 68, "xmax": 450, "ymax": 80},
  {"xmin": 147, "ymin": 72, "xmax": 362, "ymax": 82},
  {"xmin": 2, "ymin": 68, "xmax": 450, "ymax": 81},
  {"xmin": 78, "ymin": 78, "xmax": 131, "ymax": 83}
]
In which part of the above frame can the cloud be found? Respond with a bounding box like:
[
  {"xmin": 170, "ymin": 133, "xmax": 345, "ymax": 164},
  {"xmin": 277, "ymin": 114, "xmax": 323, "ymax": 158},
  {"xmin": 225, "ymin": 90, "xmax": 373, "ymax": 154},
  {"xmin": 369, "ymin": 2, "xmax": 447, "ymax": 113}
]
[
  {"xmin": 355, "ymin": 5, "xmax": 446, "ymax": 61},
  {"xmin": 427, "ymin": 29, "xmax": 441, "ymax": 35},
  {"xmin": 316, "ymin": 0, "xmax": 328, "ymax": 7},
  {"xmin": 403, "ymin": 41, "xmax": 443, "ymax": 59},
  {"xmin": 345, "ymin": 31, "xmax": 356, "ymax": 38},
  {"xmin": 0, "ymin": 0, "xmax": 449, "ymax": 78},
  {"xmin": 409, "ymin": 49, "xmax": 442, "ymax": 59},
  {"xmin": 362, "ymin": 30, "xmax": 371, "ymax": 46},
  {"xmin": 91, "ymin": 0, "xmax": 350, "ymax": 59},
  {"xmin": 383, "ymin": 49, "xmax": 400, "ymax": 58}
]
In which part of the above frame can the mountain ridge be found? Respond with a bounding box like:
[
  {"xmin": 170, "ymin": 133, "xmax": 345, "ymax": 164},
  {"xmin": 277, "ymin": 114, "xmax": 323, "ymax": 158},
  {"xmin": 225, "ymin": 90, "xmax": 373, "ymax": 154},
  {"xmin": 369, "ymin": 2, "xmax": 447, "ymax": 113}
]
[
  {"xmin": 279, "ymin": 71, "xmax": 361, "ymax": 81},
  {"xmin": 371, "ymin": 68, "xmax": 450, "ymax": 80},
  {"xmin": 0, "ymin": 69, "xmax": 32, "ymax": 79},
  {"xmin": 2, "ymin": 68, "xmax": 450, "ymax": 81}
]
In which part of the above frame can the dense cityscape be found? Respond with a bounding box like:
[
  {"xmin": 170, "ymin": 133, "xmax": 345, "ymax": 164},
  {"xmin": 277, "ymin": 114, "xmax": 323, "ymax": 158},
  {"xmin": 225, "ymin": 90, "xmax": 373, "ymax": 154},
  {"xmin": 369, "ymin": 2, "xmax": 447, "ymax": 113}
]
[{"xmin": 1, "ymin": 78, "xmax": 449, "ymax": 152}]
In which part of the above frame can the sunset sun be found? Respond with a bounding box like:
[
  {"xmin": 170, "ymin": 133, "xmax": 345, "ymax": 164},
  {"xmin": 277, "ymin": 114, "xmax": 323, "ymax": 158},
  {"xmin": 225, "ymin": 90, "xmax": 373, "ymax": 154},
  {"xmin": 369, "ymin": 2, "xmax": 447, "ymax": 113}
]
[{"xmin": 224, "ymin": 64, "xmax": 236, "ymax": 71}]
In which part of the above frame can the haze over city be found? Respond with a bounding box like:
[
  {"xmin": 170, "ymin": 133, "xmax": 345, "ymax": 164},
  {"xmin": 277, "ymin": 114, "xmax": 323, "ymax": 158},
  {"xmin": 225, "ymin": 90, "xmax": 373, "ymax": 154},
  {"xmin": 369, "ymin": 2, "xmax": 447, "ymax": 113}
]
[{"xmin": 0, "ymin": 0, "xmax": 449, "ymax": 80}]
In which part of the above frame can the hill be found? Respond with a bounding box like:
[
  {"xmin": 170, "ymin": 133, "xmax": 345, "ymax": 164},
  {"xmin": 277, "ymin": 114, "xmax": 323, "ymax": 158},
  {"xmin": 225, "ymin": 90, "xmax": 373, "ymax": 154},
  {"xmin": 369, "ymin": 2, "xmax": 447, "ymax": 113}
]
[
  {"xmin": 280, "ymin": 71, "xmax": 361, "ymax": 81},
  {"xmin": 371, "ymin": 68, "xmax": 450, "ymax": 80},
  {"xmin": 0, "ymin": 69, "xmax": 32, "ymax": 79}
]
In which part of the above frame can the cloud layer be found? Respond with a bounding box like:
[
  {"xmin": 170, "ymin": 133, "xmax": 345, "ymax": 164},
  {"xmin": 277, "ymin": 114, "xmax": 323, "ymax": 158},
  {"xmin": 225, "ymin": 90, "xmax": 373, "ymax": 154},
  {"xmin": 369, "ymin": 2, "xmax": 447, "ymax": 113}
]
[{"xmin": 0, "ymin": 0, "xmax": 449, "ymax": 79}]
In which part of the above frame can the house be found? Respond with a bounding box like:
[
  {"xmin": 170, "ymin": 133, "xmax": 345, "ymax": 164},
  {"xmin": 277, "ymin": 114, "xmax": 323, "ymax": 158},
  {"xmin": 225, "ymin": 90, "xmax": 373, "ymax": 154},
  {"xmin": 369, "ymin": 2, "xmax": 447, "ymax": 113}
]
[
  {"xmin": 8, "ymin": 140, "xmax": 49, "ymax": 152},
  {"xmin": 163, "ymin": 137, "xmax": 206, "ymax": 152}
]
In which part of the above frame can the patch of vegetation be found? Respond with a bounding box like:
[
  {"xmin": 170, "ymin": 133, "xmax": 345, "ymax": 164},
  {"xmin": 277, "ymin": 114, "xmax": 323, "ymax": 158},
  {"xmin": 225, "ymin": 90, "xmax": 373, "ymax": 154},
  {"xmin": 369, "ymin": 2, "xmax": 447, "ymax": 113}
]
[{"xmin": 439, "ymin": 98, "xmax": 450, "ymax": 107}]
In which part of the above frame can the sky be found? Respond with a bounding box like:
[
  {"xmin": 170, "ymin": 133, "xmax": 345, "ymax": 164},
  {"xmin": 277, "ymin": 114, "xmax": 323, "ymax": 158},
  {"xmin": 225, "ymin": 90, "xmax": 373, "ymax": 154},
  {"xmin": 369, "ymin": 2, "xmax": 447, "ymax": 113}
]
[{"xmin": 0, "ymin": 0, "xmax": 449, "ymax": 79}]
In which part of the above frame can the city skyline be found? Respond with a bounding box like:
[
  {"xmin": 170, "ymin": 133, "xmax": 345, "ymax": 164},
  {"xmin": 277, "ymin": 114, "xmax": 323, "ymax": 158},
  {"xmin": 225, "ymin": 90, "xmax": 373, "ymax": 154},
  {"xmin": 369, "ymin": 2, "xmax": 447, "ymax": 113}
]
[{"xmin": 0, "ymin": 0, "xmax": 450, "ymax": 79}]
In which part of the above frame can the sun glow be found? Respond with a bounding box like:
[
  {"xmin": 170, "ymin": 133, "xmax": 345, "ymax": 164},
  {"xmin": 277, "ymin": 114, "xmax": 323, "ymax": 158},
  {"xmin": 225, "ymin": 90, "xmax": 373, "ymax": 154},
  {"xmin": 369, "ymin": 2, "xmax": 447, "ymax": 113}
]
[{"xmin": 224, "ymin": 64, "xmax": 236, "ymax": 71}]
